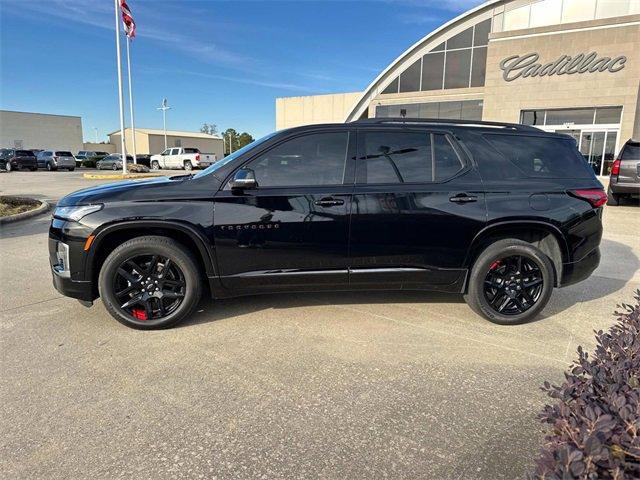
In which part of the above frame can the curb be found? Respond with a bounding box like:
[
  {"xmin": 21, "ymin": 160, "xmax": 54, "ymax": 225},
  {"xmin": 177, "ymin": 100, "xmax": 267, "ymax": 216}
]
[
  {"xmin": 0, "ymin": 197, "xmax": 50, "ymax": 225},
  {"xmin": 83, "ymin": 173, "xmax": 163, "ymax": 180}
]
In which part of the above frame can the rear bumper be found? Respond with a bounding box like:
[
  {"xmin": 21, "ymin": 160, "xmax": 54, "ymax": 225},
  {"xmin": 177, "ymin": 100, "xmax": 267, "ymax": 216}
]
[
  {"xmin": 560, "ymin": 247, "xmax": 600, "ymax": 287},
  {"xmin": 54, "ymin": 160, "xmax": 76, "ymax": 169},
  {"xmin": 609, "ymin": 182, "xmax": 639, "ymax": 195}
]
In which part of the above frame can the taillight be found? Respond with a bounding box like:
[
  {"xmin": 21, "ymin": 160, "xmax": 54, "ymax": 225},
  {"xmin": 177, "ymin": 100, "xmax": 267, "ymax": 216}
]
[
  {"xmin": 569, "ymin": 189, "xmax": 607, "ymax": 208},
  {"xmin": 610, "ymin": 159, "xmax": 621, "ymax": 177},
  {"xmin": 195, "ymin": 153, "xmax": 200, "ymax": 161}
]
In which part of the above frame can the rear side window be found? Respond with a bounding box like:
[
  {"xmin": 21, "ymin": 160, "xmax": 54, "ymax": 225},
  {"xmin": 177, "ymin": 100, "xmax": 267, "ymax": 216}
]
[
  {"xmin": 55, "ymin": 151, "xmax": 73, "ymax": 157},
  {"xmin": 359, "ymin": 131, "xmax": 463, "ymax": 184},
  {"xmin": 248, "ymin": 132, "xmax": 349, "ymax": 187},
  {"xmin": 483, "ymin": 134, "xmax": 592, "ymax": 179},
  {"xmin": 184, "ymin": 148, "xmax": 199, "ymax": 154},
  {"xmin": 620, "ymin": 143, "xmax": 640, "ymax": 160}
]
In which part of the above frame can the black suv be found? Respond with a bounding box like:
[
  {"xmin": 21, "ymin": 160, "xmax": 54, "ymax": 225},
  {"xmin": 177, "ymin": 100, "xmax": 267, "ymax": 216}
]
[{"xmin": 49, "ymin": 119, "xmax": 605, "ymax": 329}]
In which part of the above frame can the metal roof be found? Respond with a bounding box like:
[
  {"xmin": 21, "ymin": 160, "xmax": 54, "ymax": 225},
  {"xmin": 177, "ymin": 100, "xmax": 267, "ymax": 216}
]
[{"xmin": 108, "ymin": 127, "xmax": 222, "ymax": 139}]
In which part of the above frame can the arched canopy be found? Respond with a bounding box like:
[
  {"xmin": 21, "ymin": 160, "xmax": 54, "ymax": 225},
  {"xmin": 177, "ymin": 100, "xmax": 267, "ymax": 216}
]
[{"xmin": 344, "ymin": 0, "xmax": 504, "ymax": 122}]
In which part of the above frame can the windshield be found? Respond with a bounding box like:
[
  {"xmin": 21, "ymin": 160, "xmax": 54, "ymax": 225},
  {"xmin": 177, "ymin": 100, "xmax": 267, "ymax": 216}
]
[{"xmin": 193, "ymin": 132, "xmax": 278, "ymax": 179}]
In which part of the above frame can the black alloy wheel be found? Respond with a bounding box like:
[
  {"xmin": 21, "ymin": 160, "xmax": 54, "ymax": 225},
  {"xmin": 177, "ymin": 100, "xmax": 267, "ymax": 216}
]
[
  {"xmin": 483, "ymin": 255, "xmax": 543, "ymax": 315},
  {"xmin": 464, "ymin": 239, "xmax": 554, "ymax": 325},
  {"xmin": 99, "ymin": 236, "xmax": 202, "ymax": 329},
  {"xmin": 113, "ymin": 254, "xmax": 186, "ymax": 321}
]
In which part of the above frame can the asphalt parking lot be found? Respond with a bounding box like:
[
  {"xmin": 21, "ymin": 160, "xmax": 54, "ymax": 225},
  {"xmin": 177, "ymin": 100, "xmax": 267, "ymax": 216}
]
[{"xmin": 1, "ymin": 170, "xmax": 639, "ymax": 479}]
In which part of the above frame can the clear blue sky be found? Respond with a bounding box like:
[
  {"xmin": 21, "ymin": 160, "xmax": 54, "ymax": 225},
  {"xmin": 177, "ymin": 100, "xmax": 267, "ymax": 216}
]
[{"xmin": 0, "ymin": 0, "xmax": 481, "ymax": 141}]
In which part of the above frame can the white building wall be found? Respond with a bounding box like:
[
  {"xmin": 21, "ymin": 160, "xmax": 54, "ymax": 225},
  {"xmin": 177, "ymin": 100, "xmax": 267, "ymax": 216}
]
[{"xmin": 0, "ymin": 110, "xmax": 83, "ymax": 152}]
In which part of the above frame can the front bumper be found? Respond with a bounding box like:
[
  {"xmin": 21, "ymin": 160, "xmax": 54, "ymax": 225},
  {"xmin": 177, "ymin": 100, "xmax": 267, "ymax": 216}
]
[
  {"xmin": 49, "ymin": 220, "xmax": 98, "ymax": 302},
  {"xmin": 51, "ymin": 268, "xmax": 94, "ymax": 301},
  {"xmin": 560, "ymin": 247, "xmax": 600, "ymax": 287}
]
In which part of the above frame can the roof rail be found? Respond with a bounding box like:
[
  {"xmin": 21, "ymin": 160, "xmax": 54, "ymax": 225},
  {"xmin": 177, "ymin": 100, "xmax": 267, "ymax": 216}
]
[{"xmin": 352, "ymin": 117, "xmax": 541, "ymax": 132}]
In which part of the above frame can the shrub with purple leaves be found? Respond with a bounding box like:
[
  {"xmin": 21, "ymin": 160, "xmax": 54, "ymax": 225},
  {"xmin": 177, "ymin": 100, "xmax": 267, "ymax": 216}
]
[{"xmin": 535, "ymin": 290, "xmax": 640, "ymax": 479}]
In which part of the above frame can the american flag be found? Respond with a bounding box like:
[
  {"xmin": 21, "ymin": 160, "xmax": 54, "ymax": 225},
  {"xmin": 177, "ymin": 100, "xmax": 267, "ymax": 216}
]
[{"xmin": 120, "ymin": 0, "xmax": 136, "ymax": 39}]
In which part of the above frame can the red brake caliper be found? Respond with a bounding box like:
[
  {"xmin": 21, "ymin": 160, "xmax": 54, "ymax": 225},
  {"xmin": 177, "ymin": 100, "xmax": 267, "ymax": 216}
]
[
  {"xmin": 489, "ymin": 260, "xmax": 501, "ymax": 271},
  {"xmin": 132, "ymin": 309, "xmax": 148, "ymax": 320}
]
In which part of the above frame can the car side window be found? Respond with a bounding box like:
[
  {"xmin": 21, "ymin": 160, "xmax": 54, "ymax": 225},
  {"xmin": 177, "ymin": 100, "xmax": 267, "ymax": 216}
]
[
  {"xmin": 246, "ymin": 132, "xmax": 349, "ymax": 187},
  {"xmin": 360, "ymin": 131, "xmax": 432, "ymax": 184},
  {"xmin": 171, "ymin": 148, "xmax": 180, "ymax": 155},
  {"xmin": 433, "ymin": 134, "xmax": 464, "ymax": 181}
]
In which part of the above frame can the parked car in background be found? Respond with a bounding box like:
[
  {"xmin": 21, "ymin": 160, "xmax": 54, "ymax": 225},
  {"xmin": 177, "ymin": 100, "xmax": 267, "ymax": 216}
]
[
  {"xmin": 28, "ymin": 149, "xmax": 43, "ymax": 157},
  {"xmin": 96, "ymin": 153, "xmax": 133, "ymax": 170},
  {"xmin": 0, "ymin": 148, "xmax": 38, "ymax": 171},
  {"xmin": 36, "ymin": 151, "xmax": 76, "ymax": 171},
  {"xmin": 608, "ymin": 139, "xmax": 639, "ymax": 206},
  {"xmin": 77, "ymin": 151, "xmax": 109, "ymax": 168},
  {"xmin": 50, "ymin": 119, "xmax": 606, "ymax": 329},
  {"xmin": 149, "ymin": 147, "xmax": 216, "ymax": 171},
  {"xmin": 133, "ymin": 154, "xmax": 151, "ymax": 167}
]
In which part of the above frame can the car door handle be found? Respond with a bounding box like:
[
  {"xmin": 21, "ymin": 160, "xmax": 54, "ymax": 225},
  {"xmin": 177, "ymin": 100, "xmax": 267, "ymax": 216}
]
[
  {"xmin": 314, "ymin": 197, "xmax": 345, "ymax": 207},
  {"xmin": 449, "ymin": 193, "xmax": 478, "ymax": 203}
]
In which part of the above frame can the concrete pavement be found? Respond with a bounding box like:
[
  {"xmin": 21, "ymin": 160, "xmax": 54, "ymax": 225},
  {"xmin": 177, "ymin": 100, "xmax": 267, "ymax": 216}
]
[{"xmin": 1, "ymin": 171, "xmax": 638, "ymax": 479}]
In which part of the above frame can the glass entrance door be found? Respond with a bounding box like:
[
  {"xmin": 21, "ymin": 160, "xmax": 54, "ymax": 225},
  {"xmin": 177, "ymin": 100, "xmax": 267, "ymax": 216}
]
[{"xmin": 579, "ymin": 131, "xmax": 618, "ymax": 176}]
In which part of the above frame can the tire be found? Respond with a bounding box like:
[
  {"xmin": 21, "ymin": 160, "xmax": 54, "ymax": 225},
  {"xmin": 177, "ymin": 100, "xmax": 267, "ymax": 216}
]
[
  {"xmin": 464, "ymin": 239, "xmax": 554, "ymax": 325},
  {"xmin": 69, "ymin": 168, "xmax": 75, "ymax": 172},
  {"xmin": 607, "ymin": 187, "xmax": 620, "ymax": 206},
  {"xmin": 46, "ymin": 162, "xmax": 56, "ymax": 171},
  {"xmin": 98, "ymin": 236, "xmax": 202, "ymax": 329},
  {"xmin": 30, "ymin": 167, "xmax": 37, "ymax": 172},
  {"xmin": 6, "ymin": 162, "xmax": 11, "ymax": 172},
  {"xmin": 184, "ymin": 160, "xmax": 193, "ymax": 172},
  {"xmin": 151, "ymin": 160, "xmax": 160, "ymax": 170}
]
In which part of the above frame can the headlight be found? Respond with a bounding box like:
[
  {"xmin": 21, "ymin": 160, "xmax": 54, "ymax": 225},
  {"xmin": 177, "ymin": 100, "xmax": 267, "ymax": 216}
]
[{"xmin": 53, "ymin": 204, "xmax": 103, "ymax": 221}]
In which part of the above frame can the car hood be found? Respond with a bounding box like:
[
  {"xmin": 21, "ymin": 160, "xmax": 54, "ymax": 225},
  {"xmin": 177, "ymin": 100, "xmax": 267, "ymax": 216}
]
[{"xmin": 57, "ymin": 175, "xmax": 218, "ymax": 207}]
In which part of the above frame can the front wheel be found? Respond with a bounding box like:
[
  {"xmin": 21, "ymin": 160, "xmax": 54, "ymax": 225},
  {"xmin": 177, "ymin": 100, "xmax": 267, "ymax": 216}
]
[
  {"xmin": 184, "ymin": 160, "xmax": 193, "ymax": 172},
  {"xmin": 98, "ymin": 236, "xmax": 202, "ymax": 329},
  {"xmin": 464, "ymin": 239, "xmax": 554, "ymax": 325},
  {"xmin": 6, "ymin": 162, "xmax": 12, "ymax": 172}
]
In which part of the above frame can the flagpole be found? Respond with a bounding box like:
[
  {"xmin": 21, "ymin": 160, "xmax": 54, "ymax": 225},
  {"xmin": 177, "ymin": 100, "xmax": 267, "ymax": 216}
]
[
  {"xmin": 114, "ymin": 0, "xmax": 127, "ymax": 175},
  {"xmin": 125, "ymin": 36, "xmax": 137, "ymax": 164}
]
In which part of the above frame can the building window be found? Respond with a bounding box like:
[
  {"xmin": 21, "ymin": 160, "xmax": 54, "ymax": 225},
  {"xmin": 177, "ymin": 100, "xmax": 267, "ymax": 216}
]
[
  {"xmin": 174, "ymin": 139, "xmax": 182, "ymax": 147},
  {"xmin": 399, "ymin": 59, "xmax": 421, "ymax": 93},
  {"xmin": 520, "ymin": 107, "xmax": 622, "ymax": 126},
  {"xmin": 379, "ymin": 18, "xmax": 491, "ymax": 94},
  {"xmin": 375, "ymin": 100, "xmax": 483, "ymax": 121}
]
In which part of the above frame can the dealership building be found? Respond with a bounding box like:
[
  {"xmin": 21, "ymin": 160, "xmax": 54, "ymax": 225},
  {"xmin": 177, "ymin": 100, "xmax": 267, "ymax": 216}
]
[{"xmin": 276, "ymin": 0, "xmax": 640, "ymax": 176}]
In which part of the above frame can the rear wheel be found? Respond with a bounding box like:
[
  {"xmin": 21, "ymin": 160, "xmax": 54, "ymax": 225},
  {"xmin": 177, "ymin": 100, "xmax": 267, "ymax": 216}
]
[
  {"xmin": 98, "ymin": 236, "xmax": 202, "ymax": 329},
  {"xmin": 112, "ymin": 163, "xmax": 119, "ymax": 171},
  {"xmin": 6, "ymin": 162, "xmax": 11, "ymax": 172},
  {"xmin": 151, "ymin": 160, "xmax": 160, "ymax": 170},
  {"xmin": 46, "ymin": 162, "xmax": 56, "ymax": 171},
  {"xmin": 464, "ymin": 239, "xmax": 554, "ymax": 325},
  {"xmin": 184, "ymin": 160, "xmax": 193, "ymax": 172},
  {"xmin": 30, "ymin": 167, "xmax": 37, "ymax": 171},
  {"xmin": 68, "ymin": 168, "xmax": 75, "ymax": 172}
]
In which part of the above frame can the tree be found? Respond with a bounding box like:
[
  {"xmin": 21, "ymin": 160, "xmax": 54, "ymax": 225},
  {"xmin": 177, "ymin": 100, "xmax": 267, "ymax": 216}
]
[
  {"xmin": 200, "ymin": 123, "xmax": 218, "ymax": 136},
  {"xmin": 220, "ymin": 128, "xmax": 254, "ymax": 155}
]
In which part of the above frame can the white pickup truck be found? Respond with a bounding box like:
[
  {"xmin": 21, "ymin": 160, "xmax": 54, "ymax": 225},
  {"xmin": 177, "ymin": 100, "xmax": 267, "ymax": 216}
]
[{"xmin": 149, "ymin": 147, "xmax": 217, "ymax": 171}]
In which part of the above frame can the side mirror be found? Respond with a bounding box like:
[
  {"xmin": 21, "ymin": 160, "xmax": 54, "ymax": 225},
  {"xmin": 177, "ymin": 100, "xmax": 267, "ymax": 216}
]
[{"xmin": 229, "ymin": 168, "xmax": 257, "ymax": 190}]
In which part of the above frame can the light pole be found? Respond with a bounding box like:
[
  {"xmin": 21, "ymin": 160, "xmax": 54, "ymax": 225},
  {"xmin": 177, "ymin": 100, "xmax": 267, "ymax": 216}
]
[
  {"xmin": 93, "ymin": 127, "xmax": 98, "ymax": 144},
  {"xmin": 157, "ymin": 98, "xmax": 171, "ymax": 150}
]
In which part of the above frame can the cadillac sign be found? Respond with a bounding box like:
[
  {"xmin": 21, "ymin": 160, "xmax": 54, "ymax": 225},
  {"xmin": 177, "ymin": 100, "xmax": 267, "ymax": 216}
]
[{"xmin": 500, "ymin": 52, "xmax": 627, "ymax": 81}]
